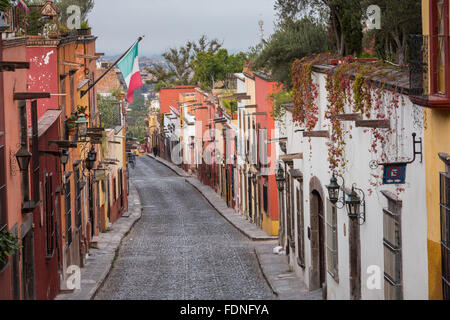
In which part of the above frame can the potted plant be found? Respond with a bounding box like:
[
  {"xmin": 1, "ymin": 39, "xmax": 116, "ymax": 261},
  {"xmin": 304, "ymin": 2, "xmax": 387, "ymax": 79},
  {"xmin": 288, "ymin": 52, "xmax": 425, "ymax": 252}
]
[
  {"xmin": 77, "ymin": 20, "xmax": 91, "ymax": 36},
  {"xmin": 67, "ymin": 115, "xmax": 77, "ymax": 135},
  {"xmin": 0, "ymin": 227, "xmax": 20, "ymax": 268}
]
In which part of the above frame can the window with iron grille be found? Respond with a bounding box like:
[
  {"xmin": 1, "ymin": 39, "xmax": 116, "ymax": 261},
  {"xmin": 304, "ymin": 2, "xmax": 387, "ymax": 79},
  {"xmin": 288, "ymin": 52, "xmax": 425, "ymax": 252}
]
[
  {"xmin": 440, "ymin": 172, "xmax": 450, "ymax": 299},
  {"xmin": 326, "ymin": 199, "xmax": 338, "ymax": 280},
  {"xmin": 45, "ymin": 173, "xmax": 55, "ymax": 257},
  {"xmin": 383, "ymin": 199, "xmax": 403, "ymax": 300},
  {"xmin": 65, "ymin": 179, "xmax": 72, "ymax": 246},
  {"xmin": 75, "ymin": 167, "xmax": 82, "ymax": 229}
]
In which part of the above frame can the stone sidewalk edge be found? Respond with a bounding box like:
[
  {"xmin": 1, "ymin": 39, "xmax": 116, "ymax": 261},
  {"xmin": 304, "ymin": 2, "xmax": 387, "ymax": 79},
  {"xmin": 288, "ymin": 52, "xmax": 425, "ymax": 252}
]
[
  {"xmin": 253, "ymin": 247, "xmax": 279, "ymax": 297},
  {"xmin": 147, "ymin": 154, "xmax": 277, "ymax": 242}
]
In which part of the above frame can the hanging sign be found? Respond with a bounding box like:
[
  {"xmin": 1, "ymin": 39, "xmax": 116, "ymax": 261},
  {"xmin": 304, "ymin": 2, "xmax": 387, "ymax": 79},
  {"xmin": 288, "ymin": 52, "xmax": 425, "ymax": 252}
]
[{"xmin": 383, "ymin": 164, "xmax": 407, "ymax": 184}]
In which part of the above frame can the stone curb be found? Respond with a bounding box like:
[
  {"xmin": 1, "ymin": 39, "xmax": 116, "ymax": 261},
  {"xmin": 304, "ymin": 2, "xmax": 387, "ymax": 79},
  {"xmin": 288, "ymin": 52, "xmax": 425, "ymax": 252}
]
[
  {"xmin": 147, "ymin": 154, "xmax": 277, "ymax": 242},
  {"xmin": 254, "ymin": 247, "xmax": 279, "ymax": 297},
  {"xmin": 55, "ymin": 180, "xmax": 143, "ymax": 300}
]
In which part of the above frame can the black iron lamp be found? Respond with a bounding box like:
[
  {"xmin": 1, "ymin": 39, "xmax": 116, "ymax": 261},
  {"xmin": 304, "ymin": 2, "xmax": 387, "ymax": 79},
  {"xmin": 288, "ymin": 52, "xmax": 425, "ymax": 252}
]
[
  {"xmin": 345, "ymin": 184, "xmax": 366, "ymax": 224},
  {"xmin": 326, "ymin": 171, "xmax": 346, "ymax": 208},
  {"xmin": 85, "ymin": 148, "xmax": 97, "ymax": 171},
  {"xmin": 15, "ymin": 147, "xmax": 32, "ymax": 172},
  {"xmin": 275, "ymin": 163, "xmax": 285, "ymax": 191},
  {"xmin": 326, "ymin": 172, "xmax": 340, "ymax": 204}
]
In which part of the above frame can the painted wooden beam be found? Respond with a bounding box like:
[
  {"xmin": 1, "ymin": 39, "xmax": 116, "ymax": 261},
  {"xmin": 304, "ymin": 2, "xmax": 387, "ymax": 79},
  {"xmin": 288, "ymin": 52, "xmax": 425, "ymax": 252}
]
[
  {"xmin": 355, "ymin": 120, "xmax": 390, "ymax": 128},
  {"xmin": 75, "ymin": 54, "xmax": 100, "ymax": 60},
  {"xmin": 14, "ymin": 92, "xmax": 51, "ymax": 100},
  {"xmin": 303, "ymin": 130, "xmax": 330, "ymax": 138},
  {"xmin": 280, "ymin": 153, "xmax": 303, "ymax": 161},
  {"xmin": 0, "ymin": 61, "xmax": 30, "ymax": 72},
  {"xmin": 59, "ymin": 60, "xmax": 84, "ymax": 67},
  {"xmin": 330, "ymin": 113, "xmax": 363, "ymax": 121}
]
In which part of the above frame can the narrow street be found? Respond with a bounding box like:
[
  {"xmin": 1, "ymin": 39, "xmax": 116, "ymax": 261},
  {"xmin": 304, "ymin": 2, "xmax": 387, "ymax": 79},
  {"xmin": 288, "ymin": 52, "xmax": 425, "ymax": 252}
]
[{"xmin": 94, "ymin": 156, "xmax": 275, "ymax": 300}]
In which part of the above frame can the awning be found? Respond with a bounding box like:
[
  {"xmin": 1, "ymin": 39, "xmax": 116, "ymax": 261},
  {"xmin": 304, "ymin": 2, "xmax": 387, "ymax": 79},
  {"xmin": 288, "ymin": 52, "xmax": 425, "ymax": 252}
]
[{"xmin": 28, "ymin": 109, "xmax": 61, "ymax": 139}]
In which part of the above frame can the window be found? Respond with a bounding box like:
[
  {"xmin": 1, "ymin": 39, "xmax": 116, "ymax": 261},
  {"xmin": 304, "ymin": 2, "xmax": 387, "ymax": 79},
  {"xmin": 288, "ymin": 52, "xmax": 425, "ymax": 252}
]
[
  {"xmin": 119, "ymin": 169, "xmax": 124, "ymax": 209},
  {"xmin": 383, "ymin": 199, "xmax": 403, "ymax": 300},
  {"xmin": 113, "ymin": 177, "xmax": 117, "ymax": 201},
  {"xmin": 70, "ymin": 74, "xmax": 75, "ymax": 113},
  {"xmin": 326, "ymin": 199, "xmax": 338, "ymax": 280},
  {"xmin": 437, "ymin": 0, "xmax": 447, "ymax": 93},
  {"xmin": 74, "ymin": 167, "xmax": 82, "ymax": 229},
  {"xmin": 45, "ymin": 173, "xmax": 55, "ymax": 257},
  {"xmin": 431, "ymin": 0, "xmax": 449, "ymax": 96},
  {"xmin": 263, "ymin": 182, "xmax": 268, "ymax": 214},
  {"xmin": 297, "ymin": 187, "xmax": 305, "ymax": 268},
  {"xmin": 65, "ymin": 179, "xmax": 72, "ymax": 246},
  {"xmin": 440, "ymin": 171, "xmax": 450, "ymax": 299}
]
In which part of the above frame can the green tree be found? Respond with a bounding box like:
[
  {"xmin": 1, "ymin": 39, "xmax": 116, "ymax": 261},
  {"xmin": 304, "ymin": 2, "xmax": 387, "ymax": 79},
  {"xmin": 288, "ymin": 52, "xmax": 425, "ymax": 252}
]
[
  {"xmin": 252, "ymin": 17, "xmax": 330, "ymax": 88},
  {"xmin": 147, "ymin": 35, "xmax": 223, "ymax": 86},
  {"xmin": 191, "ymin": 49, "xmax": 247, "ymax": 89},
  {"xmin": 361, "ymin": 0, "xmax": 422, "ymax": 65},
  {"xmin": 274, "ymin": 0, "xmax": 363, "ymax": 56}
]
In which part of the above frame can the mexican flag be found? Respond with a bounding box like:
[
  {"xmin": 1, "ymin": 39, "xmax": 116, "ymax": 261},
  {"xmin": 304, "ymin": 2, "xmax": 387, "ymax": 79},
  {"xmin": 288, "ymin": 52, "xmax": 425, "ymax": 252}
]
[{"xmin": 118, "ymin": 41, "xmax": 143, "ymax": 104}]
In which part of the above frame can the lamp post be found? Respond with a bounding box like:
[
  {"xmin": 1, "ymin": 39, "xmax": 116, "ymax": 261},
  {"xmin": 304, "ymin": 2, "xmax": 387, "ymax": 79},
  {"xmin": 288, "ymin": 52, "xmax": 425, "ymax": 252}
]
[{"xmin": 275, "ymin": 163, "xmax": 286, "ymax": 247}]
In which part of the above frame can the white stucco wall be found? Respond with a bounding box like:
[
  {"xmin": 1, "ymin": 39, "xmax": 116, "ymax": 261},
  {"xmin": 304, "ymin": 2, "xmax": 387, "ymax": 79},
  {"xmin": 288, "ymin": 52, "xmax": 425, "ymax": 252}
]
[{"xmin": 277, "ymin": 70, "xmax": 428, "ymax": 300}]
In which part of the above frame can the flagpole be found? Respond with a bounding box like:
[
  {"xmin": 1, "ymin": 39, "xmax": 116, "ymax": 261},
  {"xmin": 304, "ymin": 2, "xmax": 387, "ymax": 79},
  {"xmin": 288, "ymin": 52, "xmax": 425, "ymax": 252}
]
[{"xmin": 80, "ymin": 35, "xmax": 144, "ymax": 98}]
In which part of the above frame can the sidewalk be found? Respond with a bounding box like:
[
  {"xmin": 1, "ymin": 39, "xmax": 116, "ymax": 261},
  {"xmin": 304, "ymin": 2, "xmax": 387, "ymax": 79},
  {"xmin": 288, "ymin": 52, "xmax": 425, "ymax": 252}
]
[
  {"xmin": 55, "ymin": 181, "xmax": 142, "ymax": 300},
  {"xmin": 148, "ymin": 154, "xmax": 323, "ymax": 300},
  {"xmin": 254, "ymin": 241, "xmax": 323, "ymax": 300},
  {"xmin": 148, "ymin": 154, "xmax": 276, "ymax": 241}
]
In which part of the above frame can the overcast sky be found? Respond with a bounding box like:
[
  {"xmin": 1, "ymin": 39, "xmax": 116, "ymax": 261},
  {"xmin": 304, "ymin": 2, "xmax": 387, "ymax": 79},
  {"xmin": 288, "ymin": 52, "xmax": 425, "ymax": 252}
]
[{"xmin": 88, "ymin": 0, "xmax": 277, "ymax": 57}]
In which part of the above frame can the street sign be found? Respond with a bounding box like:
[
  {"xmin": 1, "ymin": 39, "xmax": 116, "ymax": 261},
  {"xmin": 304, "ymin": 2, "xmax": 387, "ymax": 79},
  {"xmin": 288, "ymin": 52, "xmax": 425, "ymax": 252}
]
[{"xmin": 383, "ymin": 164, "xmax": 406, "ymax": 184}]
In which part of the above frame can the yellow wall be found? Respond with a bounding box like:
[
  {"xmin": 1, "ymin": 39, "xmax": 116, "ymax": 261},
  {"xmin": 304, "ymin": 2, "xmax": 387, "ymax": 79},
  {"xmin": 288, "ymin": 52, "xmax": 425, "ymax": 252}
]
[
  {"xmin": 425, "ymin": 108, "xmax": 450, "ymax": 300},
  {"xmin": 422, "ymin": 0, "xmax": 450, "ymax": 300}
]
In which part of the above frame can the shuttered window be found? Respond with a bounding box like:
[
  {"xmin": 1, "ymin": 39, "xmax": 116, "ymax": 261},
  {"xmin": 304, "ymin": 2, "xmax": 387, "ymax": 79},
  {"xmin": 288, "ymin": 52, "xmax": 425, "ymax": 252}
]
[
  {"xmin": 440, "ymin": 172, "xmax": 450, "ymax": 299},
  {"xmin": 326, "ymin": 199, "xmax": 338, "ymax": 280}
]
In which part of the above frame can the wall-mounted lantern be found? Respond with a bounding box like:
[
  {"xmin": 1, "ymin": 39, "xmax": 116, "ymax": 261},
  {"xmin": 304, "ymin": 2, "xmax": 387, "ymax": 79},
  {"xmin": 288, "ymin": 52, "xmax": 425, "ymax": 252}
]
[
  {"xmin": 76, "ymin": 114, "xmax": 89, "ymax": 137},
  {"xmin": 85, "ymin": 148, "xmax": 97, "ymax": 171},
  {"xmin": 345, "ymin": 184, "xmax": 366, "ymax": 224},
  {"xmin": 326, "ymin": 171, "xmax": 346, "ymax": 208},
  {"xmin": 275, "ymin": 164, "xmax": 285, "ymax": 192},
  {"xmin": 15, "ymin": 147, "xmax": 32, "ymax": 172}
]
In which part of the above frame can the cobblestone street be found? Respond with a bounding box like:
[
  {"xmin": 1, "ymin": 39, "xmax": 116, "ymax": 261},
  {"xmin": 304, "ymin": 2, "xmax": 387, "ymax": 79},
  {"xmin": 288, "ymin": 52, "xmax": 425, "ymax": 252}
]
[{"xmin": 94, "ymin": 156, "xmax": 275, "ymax": 300}]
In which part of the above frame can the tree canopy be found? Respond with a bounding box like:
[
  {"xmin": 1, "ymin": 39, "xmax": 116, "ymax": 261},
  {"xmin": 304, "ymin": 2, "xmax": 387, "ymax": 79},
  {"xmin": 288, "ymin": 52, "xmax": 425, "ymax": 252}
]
[{"xmin": 252, "ymin": 17, "xmax": 330, "ymax": 89}]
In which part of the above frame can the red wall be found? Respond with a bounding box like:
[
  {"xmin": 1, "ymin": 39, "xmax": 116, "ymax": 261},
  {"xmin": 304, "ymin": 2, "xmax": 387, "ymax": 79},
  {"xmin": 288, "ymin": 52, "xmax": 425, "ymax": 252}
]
[
  {"xmin": 33, "ymin": 121, "xmax": 61, "ymax": 300},
  {"xmin": 160, "ymin": 86, "xmax": 196, "ymax": 115},
  {"xmin": 26, "ymin": 46, "xmax": 59, "ymax": 121}
]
